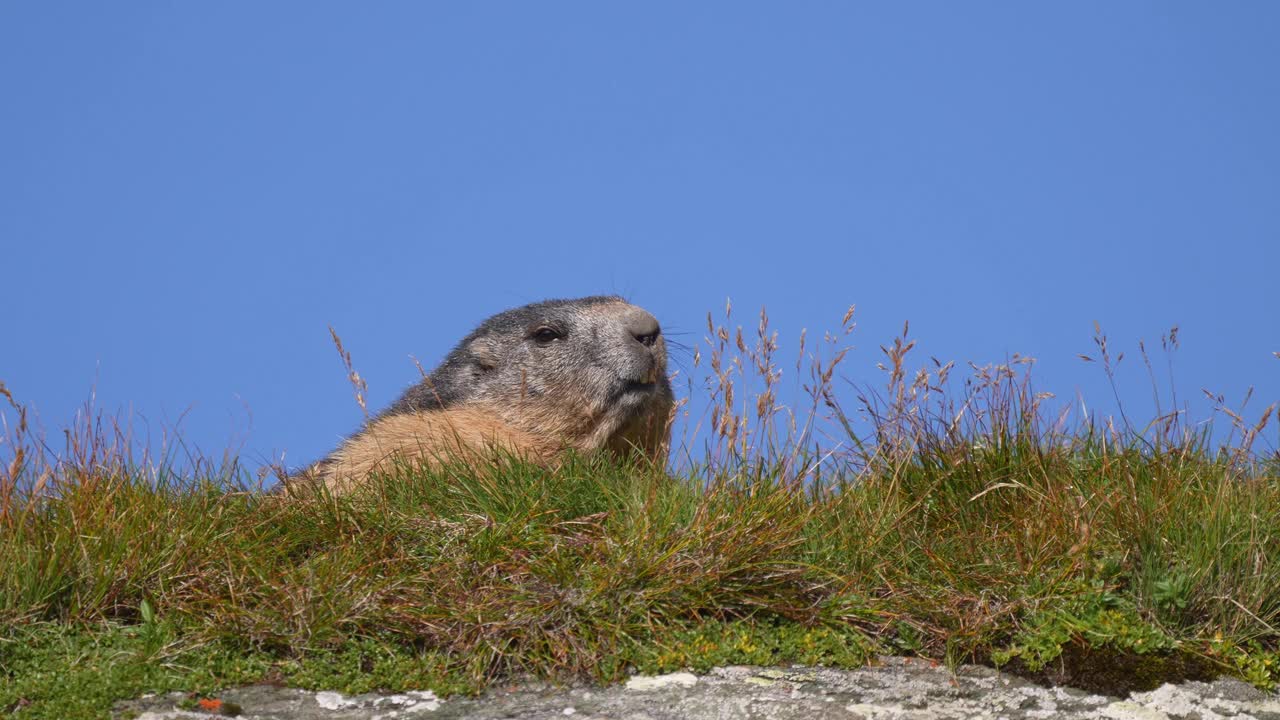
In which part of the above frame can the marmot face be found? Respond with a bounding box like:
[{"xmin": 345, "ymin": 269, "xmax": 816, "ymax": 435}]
[
  {"xmin": 407, "ymin": 296, "xmax": 672, "ymax": 444},
  {"xmin": 305, "ymin": 296, "xmax": 675, "ymax": 491}
]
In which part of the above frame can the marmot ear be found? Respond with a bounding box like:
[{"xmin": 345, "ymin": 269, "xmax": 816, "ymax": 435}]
[{"xmin": 468, "ymin": 337, "xmax": 499, "ymax": 371}]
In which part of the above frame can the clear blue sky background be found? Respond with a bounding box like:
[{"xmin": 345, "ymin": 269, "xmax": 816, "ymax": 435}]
[{"xmin": 3, "ymin": 3, "xmax": 1277, "ymax": 471}]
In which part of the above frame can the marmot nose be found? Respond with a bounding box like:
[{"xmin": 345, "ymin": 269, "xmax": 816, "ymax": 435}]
[{"xmin": 623, "ymin": 309, "xmax": 662, "ymax": 348}]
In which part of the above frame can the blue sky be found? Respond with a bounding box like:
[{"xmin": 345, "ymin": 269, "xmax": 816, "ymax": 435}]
[{"xmin": 3, "ymin": 3, "xmax": 1278, "ymax": 470}]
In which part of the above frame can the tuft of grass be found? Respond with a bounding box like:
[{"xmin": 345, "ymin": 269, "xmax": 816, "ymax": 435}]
[{"xmin": 1, "ymin": 306, "xmax": 1278, "ymax": 719}]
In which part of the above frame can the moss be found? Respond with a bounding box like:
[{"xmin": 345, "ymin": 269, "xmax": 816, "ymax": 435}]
[
  {"xmin": 626, "ymin": 618, "xmax": 878, "ymax": 676},
  {"xmin": 1007, "ymin": 642, "xmax": 1221, "ymax": 696},
  {"xmin": 0, "ymin": 624, "xmax": 272, "ymax": 720}
]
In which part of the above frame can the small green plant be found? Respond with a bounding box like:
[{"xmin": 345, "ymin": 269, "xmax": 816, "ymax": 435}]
[
  {"xmin": 1151, "ymin": 572, "xmax": 1194, "ymax": 614},
  {"xmin": 1209, "ymin": 637, "xmax": 1280, "ymax": 691}
]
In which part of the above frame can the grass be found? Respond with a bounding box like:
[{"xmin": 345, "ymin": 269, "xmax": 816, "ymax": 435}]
[{"xmin": 1, "ymin": 305, "xmax": 1278, "ymax": 719}]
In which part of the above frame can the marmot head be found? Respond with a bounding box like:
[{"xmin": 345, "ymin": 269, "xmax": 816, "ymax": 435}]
[{"xmin": 389, "ymin": 295, "xmax": 673, "ymax": 455}]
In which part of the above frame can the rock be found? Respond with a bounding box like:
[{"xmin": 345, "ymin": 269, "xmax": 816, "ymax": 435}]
[
  {"xmin": 115, "ymin": 657, "xmax": 1279, "ymax": 720},
  {"xmin": 624, "ymin": 672, "xmax": 699, "ymax": 691}
]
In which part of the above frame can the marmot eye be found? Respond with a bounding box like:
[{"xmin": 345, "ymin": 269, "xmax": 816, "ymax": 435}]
[{"xmin": 531, "ymin": 326, "xmax": 562, "ymax": 344}]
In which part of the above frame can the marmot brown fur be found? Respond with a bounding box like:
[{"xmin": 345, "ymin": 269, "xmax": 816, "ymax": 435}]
[{"xmin": 293, "ymin": 296, "xmax": 674, "ymax": 493}]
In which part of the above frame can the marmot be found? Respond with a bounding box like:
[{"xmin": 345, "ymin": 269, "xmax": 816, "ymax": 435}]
[{"xmin": 293, "ymin": 296, "xmax": 674, "ymax": 493}]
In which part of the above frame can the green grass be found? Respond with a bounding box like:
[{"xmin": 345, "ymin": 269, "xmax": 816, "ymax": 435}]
[{"xmin": 2, "ymin": 312, "xmax": 1278, "ymax": 718}]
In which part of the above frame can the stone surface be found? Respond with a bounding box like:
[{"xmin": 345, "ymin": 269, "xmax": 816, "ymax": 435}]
[{"xmin": 116, "ymin": 658, "xmax": 1280, "ymax": 720}]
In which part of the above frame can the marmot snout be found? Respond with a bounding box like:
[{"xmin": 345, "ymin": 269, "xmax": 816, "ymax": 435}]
[{"xmin": 298, "ymin": 296, "xmax": 674, "ymax": 493}]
